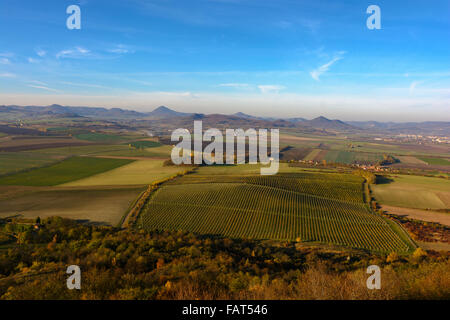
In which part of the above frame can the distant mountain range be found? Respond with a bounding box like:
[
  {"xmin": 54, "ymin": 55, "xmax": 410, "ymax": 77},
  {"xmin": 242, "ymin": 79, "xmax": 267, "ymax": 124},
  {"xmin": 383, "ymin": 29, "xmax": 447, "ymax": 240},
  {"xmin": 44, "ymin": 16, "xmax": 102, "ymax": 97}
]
[
  {"xmin": 147, "ymin": 106, "xmax": 191, "ymax": 119},
  {"xmin": 1, "ymin": 104, "xmax": 448, "ymax": 135},
  {"xmin": 346, "ymin": 120, "xmax": 450, "ymax": 135}
]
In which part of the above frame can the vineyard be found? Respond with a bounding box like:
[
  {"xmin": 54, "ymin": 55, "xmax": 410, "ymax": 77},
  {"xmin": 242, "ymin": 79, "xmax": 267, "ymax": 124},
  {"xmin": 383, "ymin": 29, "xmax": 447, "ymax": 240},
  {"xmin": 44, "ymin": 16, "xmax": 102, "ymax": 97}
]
[{"xmin": 139, "ymin": 171, "xmax": 416, "ymax": 253}]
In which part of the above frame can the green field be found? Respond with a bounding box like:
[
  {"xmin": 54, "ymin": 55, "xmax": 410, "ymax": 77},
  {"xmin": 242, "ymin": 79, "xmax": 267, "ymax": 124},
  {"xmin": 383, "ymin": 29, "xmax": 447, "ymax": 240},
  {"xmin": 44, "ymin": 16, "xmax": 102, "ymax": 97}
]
[
  {"xmin": 298, "ymin": 149, "xmax": 383, "ymax": 164},
  {"xmin": 0, "ymin": 186, "xmax": 144, "ymax": 226},
  {"xmin": 35, "ymin": 144, "xmax": 172, "ymax": 158},
  {"xmin": 304, "ymin": 149, "xmax": 321, "ymax": 161},
  {"xmin": 34, "ymin": 144, "xmax": 132, "ymax": 155},
  {"xmin": 139, "ymin": 171, "xmax": 415, "ymax": 253},
  {"xmin": 63, "ymin": 159, "xmax": 192, "ymax": 186},
  {"xmin": 418, "ymin": 157, "xmax": 450, "ymax": 166},
  {"xmin": 0, "ymin": 157, "xmax": 133, "ymax": 186},
  {"xmin": 372, "ymin": 175, "xmax": 450, "ymax": 209},
  {"xmin": 127, "ymin": 140, "xmax": 161, "ymax": 148},
  {"xmin": 196, "ymin": 163, "xmax": 343, "ymax": 176},
  {"xmin": 74, "ymin": 132, "xmax": 124, "ymax": 142},
  {"xmin": 323, "ymin": 151, "xmax": 383, "ymax": 164},
  {"xmin": 0, "ymin": 152, "xmax": 63, "ymax": 175}
]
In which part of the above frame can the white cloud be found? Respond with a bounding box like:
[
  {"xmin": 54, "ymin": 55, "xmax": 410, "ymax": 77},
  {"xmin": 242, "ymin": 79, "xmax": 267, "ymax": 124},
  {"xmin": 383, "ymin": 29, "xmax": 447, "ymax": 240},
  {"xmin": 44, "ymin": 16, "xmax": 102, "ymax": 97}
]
[
  {"xmin": 310, "ymin": 52, "xmax": 345, "ymax": 81},
  {"xmin": 56, "ymin": 50, "xmax": 73, "ymax": 59},
  {"xmin": 409, "ymin": 81, "xmax": 424, "ymax": 95},
  {"xmin": 36, "ymin": 49, "xmax": 47, "ymax": 57},
  {"xmin": 0, "ymin": 73, "xmax": 16, "ymax": 78},
  {"xmin": 218, "ymin": 83, "xmax": 249, "ymax": 88},
  {"xmin": 27, "ymin": 80, "xmax": 48, "ymax": 86},
  {"xmin": 108, "ymin": 48, "xmax": 129, "ymax": 54},
  {"xmin": 27, "ymin": 85, "xmax": 60, "ymax": 92},
  {"xmin": 142, "ymin": 91, "xmax": 198, "ymax": 98},
  {"xmin": 61, "ymin": 81, "xmax": 111, "ymax": 89},
  {"xmin": 27, "ymin": 57, "xmax": 38, "ymax": 63},
  {"xmin": 76, "ymin": 47, "xmax": 90, "ymax": 54},
  {"xmin": 258, "ymin": 85, "xmax": 285, "ymax": 94},
  {"xmin": 107, "ymin": 44, "xmax": 135, "ymax": 55},
  {"xmin": 56, "ymin": 47, "xmax": 90, "ymax": 59},
  {"xmin": 0, "ymin": 58, "xmax": 11, "ymax": 65}
]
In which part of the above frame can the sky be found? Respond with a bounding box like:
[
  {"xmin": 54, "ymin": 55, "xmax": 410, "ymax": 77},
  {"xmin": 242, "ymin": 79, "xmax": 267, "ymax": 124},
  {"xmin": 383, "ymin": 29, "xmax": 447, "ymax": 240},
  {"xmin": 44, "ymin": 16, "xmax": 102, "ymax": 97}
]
[{"xmin": 0, "ymin": 0, "xmax": 449, "ymax": 121}]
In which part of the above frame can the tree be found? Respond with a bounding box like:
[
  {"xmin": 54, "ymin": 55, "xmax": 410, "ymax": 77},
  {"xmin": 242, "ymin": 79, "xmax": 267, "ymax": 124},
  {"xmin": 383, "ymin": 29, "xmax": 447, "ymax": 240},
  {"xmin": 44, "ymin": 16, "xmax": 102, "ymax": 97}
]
[
  {"xmin": 412, "ymin": 248, "xmax": 427, "ymax": 260},
  {"xmin": 386, "ymin": 251, "xmax": 399, "ymax": 263}
]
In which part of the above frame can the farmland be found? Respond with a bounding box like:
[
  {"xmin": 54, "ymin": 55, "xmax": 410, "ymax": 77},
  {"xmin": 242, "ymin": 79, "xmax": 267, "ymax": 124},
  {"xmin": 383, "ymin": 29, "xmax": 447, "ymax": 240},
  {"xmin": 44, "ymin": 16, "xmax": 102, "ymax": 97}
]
[
  {"xmin": 74, "ymin": 132, "xmax": 125, "ymax": 142},
  {"xmin": 35, "ymin": 144, "xmax": 172, "ymax": 158},
  {"xmin": 127, "ymin": 140, "xmax": 161, "ymax": 148},
  {"xmin": 371, "ymin": 175, "xmax": 450, "ymax": 209},
  {"xmin": 139, "ymin": 171, "xmax": 415, "ymax": 253},
  {"xmin": 0, "ymin": 137, "xmax": 93, "ymax": 152},
  {"xmin": 279, "ymin": 133, "xmax": 450, "ymax": 165},
  {"xmin": 418, "ymin": 157, "xmax": 450, "ymax": 166},
  {"xmin": 281, "ymin": 147, "xmax": 384, "ymax": 165},
  {"xmin": 0, "ymin": 186, "xmax": 145, "ymax": 226},
  {"xmin": 63, "ymin": 159, "xmax": 193, "ymax": 186},
  {"xmin": 304, "ymin": 149, "xmax": 383, "ymax": 164},
  {"xmin": 0, "ymin": 157, "xmax": 133, "ymax": 186},
  {"xmin": 0, "ymin": 152, "xmax": 63, "ymax": 175},
  {"xmin": 396, "ymin": 156, "xmax": 428, "ymax": 165}
]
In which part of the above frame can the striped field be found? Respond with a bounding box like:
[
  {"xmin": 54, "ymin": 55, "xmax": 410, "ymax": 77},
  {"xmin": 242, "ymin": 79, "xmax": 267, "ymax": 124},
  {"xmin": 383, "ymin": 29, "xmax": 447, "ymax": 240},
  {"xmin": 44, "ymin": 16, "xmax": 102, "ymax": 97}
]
[{"xmin": 139, "ymin": 171, "xmax": 415, "ymax": 253}]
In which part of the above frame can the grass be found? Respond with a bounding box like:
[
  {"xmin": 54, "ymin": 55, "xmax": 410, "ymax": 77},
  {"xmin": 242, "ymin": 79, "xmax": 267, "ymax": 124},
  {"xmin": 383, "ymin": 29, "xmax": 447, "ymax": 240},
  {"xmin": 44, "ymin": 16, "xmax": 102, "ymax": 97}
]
[
  {"xmin": 140, "ymin": 170, "xmax": 414, "ymax": 253},
  {"xmin": 195, "ymin": 164, "xmax": 263, "ymax": 175},
  {"xmin": 126, "ymin": 141, "xmax": 161, "ymax": 148},
  {"xmin": 34, "ymin": 145, "xmax": 131, "ymax": 155},
  {"xmin": 74, "ymin": 133, "xmax": 124, "ymax": 142},
  {"xmin": 0, "ymin": 157, "xmax": 133, "ymax": 186},
  {"xmin": 304, "ymin": 149, "xmax": 321, "ymax": 161},
  {"xmin": 35, "ymin": 144, "xmax": 172, "ymax": 158},
  {"xmin": 0, "ymin": 186, "xmax": 145, "ymax": 226},
  {"xmin": 0, "ymin": 152, "xmax": 62, "ymax": 175},
  {"xmin": 418, "ymin": 157, "xmax": 450, "ymax": 166},
  {"xmin": 397, "ymin": 156, "xmax": 428, "ymax": 165},
  {"xmin": 372, "ymin": 175, "xmax": 450, "ymax": 209},
  {"xmin": 323, "ymin": 151, "xmax": 383, "ymax": 164},
  {"xmin": 195, "ymin": 163, "xmax": 342, "ymax": 176},
  {"xmin": 62, "ymin": 159, "xmax": 192, "ymax": 186},
  {"xmin": 99, "ymin": 145, "xmax": 172, "ymax": 158}
]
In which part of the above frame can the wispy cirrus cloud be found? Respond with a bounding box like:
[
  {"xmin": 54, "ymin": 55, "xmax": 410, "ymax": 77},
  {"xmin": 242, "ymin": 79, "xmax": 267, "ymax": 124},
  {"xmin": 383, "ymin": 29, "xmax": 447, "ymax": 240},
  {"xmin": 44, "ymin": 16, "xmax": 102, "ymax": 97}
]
[
  {"xmin": 56, "ymin": 47, "xmax": 91, "ymax": 59},
  {"xmin": 36, "ymin": 49, "xmax": 47, "ymax": 57},
  {"xmin": 0, "ymin": 73, "xmax": 16, "ymax": 78},
  {"xmin": 258, "ymin": 85, "xmax": 285, "ymax": 94},
  {"xmin": 0, "ymin": 58, "xmax": 11, "ymax": 65},
  {"xmin": 218, "ymin": 83, "xmax": 249, "ymax": 88},
  {"xmin": 310, "ymin": 52, "xmax": 345, "ymax": 81},
  {"xmin": 27, "ymin": 80, "xmax": 48, "ymax": 86},
  {"xmin": 61, "ymin": 81, "xmax": 111, "ymax": 89},
  {"xmin": 107, "ymin": 44, "xmax": 134, "ymax": 54},
  {"xmin": 409, "ymin": 80, "xmax": 424, "ymax": 95},
  {"xmin": 27, "ymin": 84, "xmax": 60, "ymax": 92}
]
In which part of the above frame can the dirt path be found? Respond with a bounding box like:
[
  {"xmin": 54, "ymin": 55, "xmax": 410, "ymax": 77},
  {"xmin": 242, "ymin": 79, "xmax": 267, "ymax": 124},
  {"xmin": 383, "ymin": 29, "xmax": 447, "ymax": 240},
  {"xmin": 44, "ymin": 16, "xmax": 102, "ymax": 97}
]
[
  {"xmin": 382, "ymin": 205, "xmax": 450, "ymax": 226},
  {"xmin": 417, "ymin": 241, "xmax": 450, "ymax": 251}
]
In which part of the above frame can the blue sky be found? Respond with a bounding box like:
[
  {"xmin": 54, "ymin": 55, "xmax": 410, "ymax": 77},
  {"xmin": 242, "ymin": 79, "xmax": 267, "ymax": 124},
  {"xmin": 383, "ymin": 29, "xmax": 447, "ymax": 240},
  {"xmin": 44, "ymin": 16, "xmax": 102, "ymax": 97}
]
[{"xmin": 0, "ymin": 0, "xmax": 449, "ymax": 121}]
